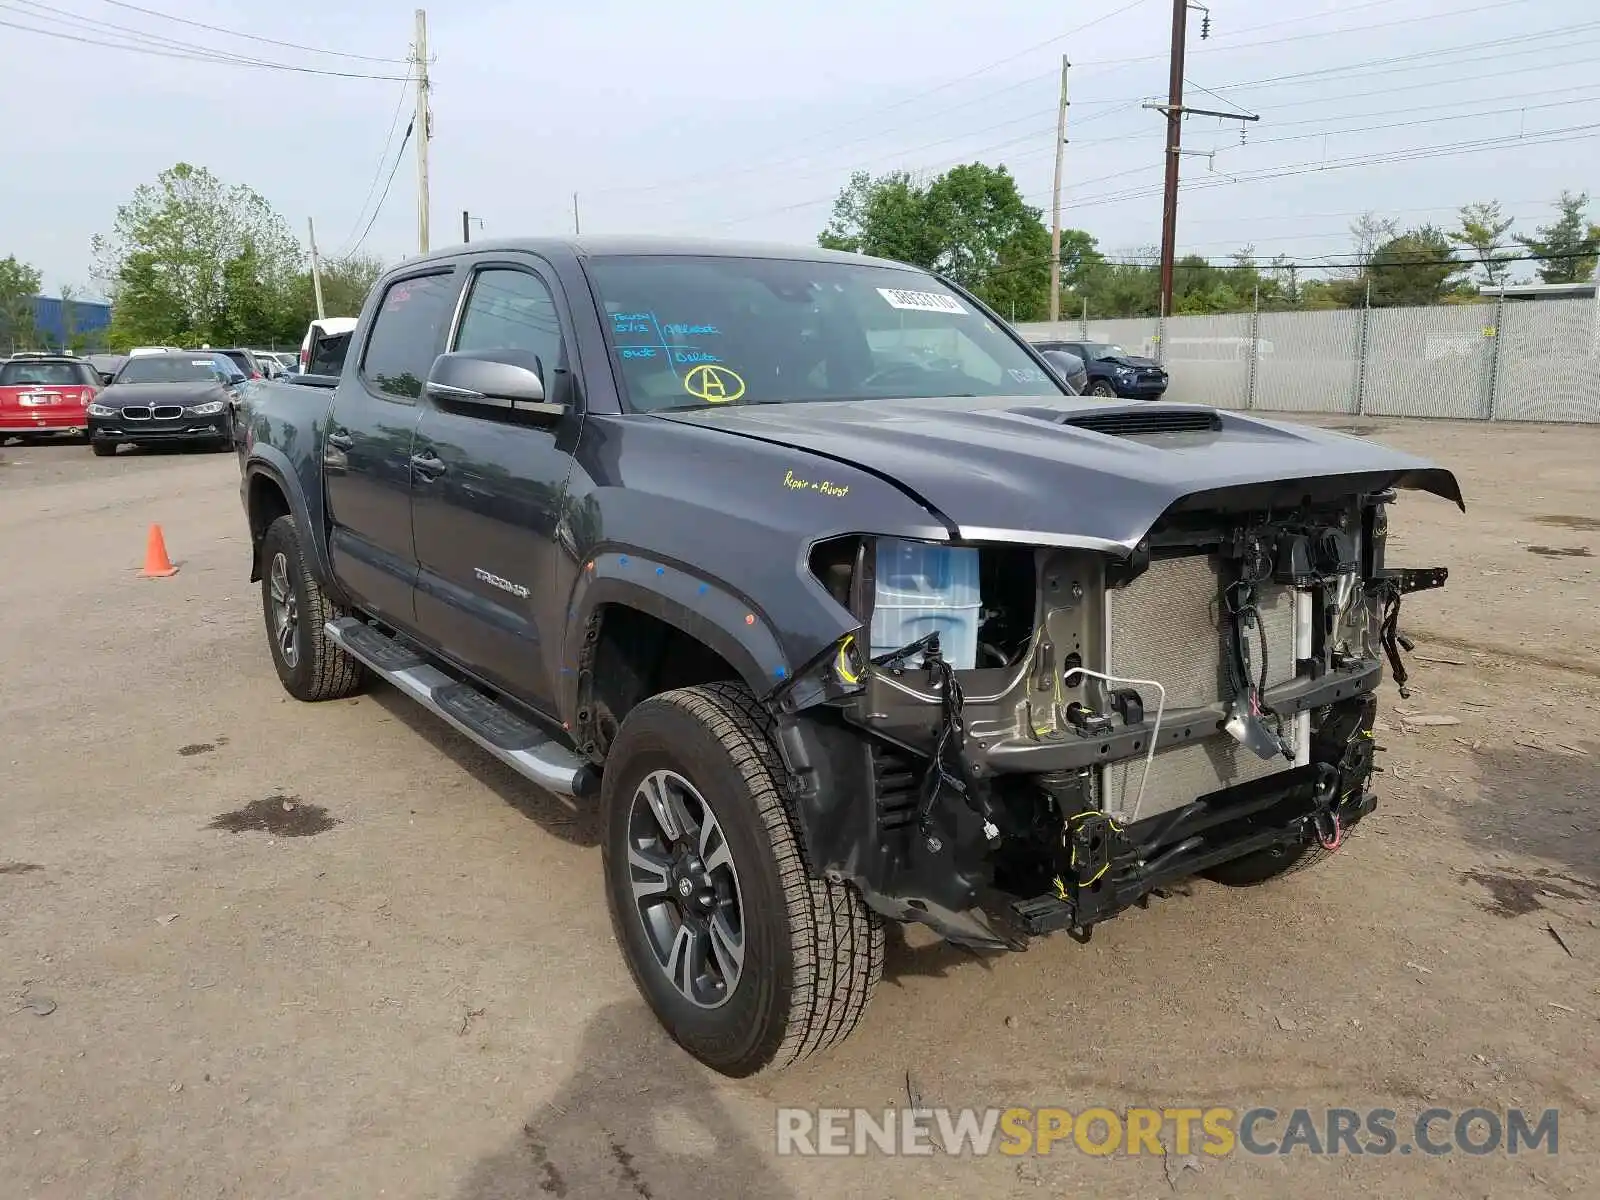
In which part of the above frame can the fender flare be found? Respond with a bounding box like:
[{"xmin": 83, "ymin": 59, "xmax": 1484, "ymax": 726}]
[
  {"xmin": 562, "ymin": 550, "xmax": 792, "ymax": 723},
  {"xmin": 242, "ymin": 450, "xmax": 344, "ymax": 602}
]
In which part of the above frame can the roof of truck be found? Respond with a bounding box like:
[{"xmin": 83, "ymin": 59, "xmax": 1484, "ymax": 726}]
[{"xmin": 408, "ymin": 236, "xmax": 908, "ymax": 270}]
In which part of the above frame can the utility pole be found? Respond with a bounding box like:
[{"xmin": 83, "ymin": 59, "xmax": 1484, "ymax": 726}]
[
  {"xmin": 1048, "ymin": 55, "xmax": 1070, "ymax": 325},
  {"xmin": 573, "ymin": 192, "xmax": 581, "ymax": 236},
  {"xmin": 462, "ymin": 210, "xmax": 470, "ymax": 243},
  {"xmin": 413, "ymin": 8, "xmax": 431, "ymax": 254},
  {"xmin": 1157, "ymin": 0, "xmax": 1189, "ymax": 319},
  {"xmin": 307, "ymin": 217, "xmax": 326, "ymax": 320},
  {"xmin": 1148, "ymin": 3, "xmax": 1254, "ymax": 318}
]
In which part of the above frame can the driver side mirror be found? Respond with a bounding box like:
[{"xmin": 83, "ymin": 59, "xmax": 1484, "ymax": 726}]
[
  {"xmin": 1038, "ymin": 350, "xmax": 1086, "ymax": 394},
  {"xmin": 427, "ymin": 349, "xmax": 563, "ymax": 422}
]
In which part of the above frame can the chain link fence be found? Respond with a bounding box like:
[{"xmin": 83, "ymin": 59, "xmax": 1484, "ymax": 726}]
[{"xmin": 1015, "ymin": 295, "xmax": 1600, "ymax": 423}]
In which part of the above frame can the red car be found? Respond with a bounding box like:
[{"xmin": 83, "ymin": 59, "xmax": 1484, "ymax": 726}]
[{"xmin": 0, "ymin": 354, "xmax": 101, "ymax": 443}]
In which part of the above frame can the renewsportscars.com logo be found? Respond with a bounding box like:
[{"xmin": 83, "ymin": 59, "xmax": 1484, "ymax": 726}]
[{"xmin": 774, "ymin": 1106, "xmax": 1560, "ymax": 1158}]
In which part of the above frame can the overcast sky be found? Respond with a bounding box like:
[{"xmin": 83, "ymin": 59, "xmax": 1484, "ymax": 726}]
[{"xmin": 3, "ymin": 0, "xmax": 1597, "ymax": 295}]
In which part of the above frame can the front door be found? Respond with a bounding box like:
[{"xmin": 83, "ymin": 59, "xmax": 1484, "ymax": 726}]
[
  {"xmin": 410, "ymin": 259, "xmax": 581, "ymax": 715},
  {"xmin": 323, "ymin": 268, "xmax": 460, "ymax": 628}
]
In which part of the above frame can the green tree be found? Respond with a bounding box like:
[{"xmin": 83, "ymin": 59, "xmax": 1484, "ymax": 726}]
[
  {"xmin": 1455, "ymin": 201, "xmax": 1516, "ymax": 288},
  {"xmin": 1514, "ymin": 191, "xmax": 1600, "ymax": 284},
  {"xmin": 922, "ymin": 163, "xmax": 1050, "ymax": 318},
  {"xmin": 304, "ymin": 253, "xmax": 385, "ymax": 322},
  {"xmin": 1366, "ymin": 226, "xmax": 1468, "ymax": 307},
  {"xmin": 0, "ymin": 254, "xmax": 41, "ymax": 351},
  {"xmin": 817, "ymin": 162, "xmax": 1052, "ymax": 319},
  {"xmin": 93, "ymin": 162, "xmax": 305, "ymax": 347},
  {"xmin": 818, "ymin": 169, "xmax": 943, "ymax": 266}
]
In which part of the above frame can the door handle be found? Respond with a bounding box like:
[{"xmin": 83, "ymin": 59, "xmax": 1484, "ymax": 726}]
[
  {"xmin": 410, "ymin": 450, "xmax": 448, "ymax": 480},
  {"xmin": 326, "ymin": 428, "xmax": 354, "ymax": 450}
]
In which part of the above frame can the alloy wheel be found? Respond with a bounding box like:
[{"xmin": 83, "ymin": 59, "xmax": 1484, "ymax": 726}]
[
  {"xmin": 268, "ymin": 551, "xmax": 300, "ymax": 668},
  {"xmin": 625, "ymin": 769, "xmax": 746, "ymax": 1009}
]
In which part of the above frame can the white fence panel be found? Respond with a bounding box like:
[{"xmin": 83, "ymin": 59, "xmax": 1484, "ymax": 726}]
[
  {"xmin": 1255, "ymin": 309, "xmax": 1361, "ymax": 414},
  {"xmin": 1158, "ymin": 313, "xmax": 1254, "ymax": 409},
  {"xmin": 1495, "ymin": 297, "xmax": 1600, "ymax": 423},
  {"xmin": 1362, "ymin": 303, "xmax": 1494, "ymax": 419}
]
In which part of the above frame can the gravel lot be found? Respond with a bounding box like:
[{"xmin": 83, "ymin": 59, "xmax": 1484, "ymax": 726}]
[{"xmin": 1, "ymin": 419, "xmax": 1595, "ymax": 1199}]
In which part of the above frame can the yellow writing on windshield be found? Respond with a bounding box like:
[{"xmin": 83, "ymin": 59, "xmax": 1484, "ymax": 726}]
[{"xmin": 683, "ymin": 363, "xmax": 746, "ymax": 404}]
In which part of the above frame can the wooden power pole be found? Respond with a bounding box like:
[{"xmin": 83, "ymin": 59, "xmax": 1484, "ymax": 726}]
[
  {"xmin": 1157, "ymin": 0, "xmax": 1189, "ymax": 320},
  {"xmin": 413, "ymin": 8, "xmax": 431, "ymax": 254},
  {"xmin": 1048, "ymin": 56, "xmax": 1070, "ymax": 324},
  {"xmin": 1148, "ymin": 3, "xmax": 1254, "ymax": 318},
  {"xmin": 307, "ymin": 217, "xmax": 326, "ymax": 320}
]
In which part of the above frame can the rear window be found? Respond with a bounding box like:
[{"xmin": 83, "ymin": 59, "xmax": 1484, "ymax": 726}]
[
  {"xmin": 0, "ymin": 361, "xmax": 95, "ymax": 387},
  {"xmin": 308, "ymin": 332, "xmax": 352, "ymax": 377},
  {"xmin": 114, "ymin": 356, "xmax": 231, "ymax": 384}
]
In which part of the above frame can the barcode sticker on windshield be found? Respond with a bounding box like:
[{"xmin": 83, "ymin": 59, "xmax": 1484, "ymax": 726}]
[{"xmin": 876, "ymin": 287, "xmax": 966, "ymax": 315}]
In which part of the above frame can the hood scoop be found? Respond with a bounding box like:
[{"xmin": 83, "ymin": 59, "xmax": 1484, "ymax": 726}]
[{"xmin": 1057, "ymin": 406, "xmax": 1222, "ymax": 438}]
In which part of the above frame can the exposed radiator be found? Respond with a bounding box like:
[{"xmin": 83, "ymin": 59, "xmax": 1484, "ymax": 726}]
[{"xmin": 1101, "ymin": 553, "xmax": 1302, "ymax": 823}]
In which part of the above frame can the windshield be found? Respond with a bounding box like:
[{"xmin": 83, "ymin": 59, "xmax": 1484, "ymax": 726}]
[
  {"xmin": 1083, "ymin": 343, "xmax": 1130, "ymax": 361},
  {"xmin": 586, "ymin": 255, "xmax": 1065, "ymax": 412},
  {"xmin": 114, "ymin": 356, "xmax": 232, "ymax": 385},
  {"xmin": 0, "ymin": 361, "xmax": 93, "ymax": 387}
]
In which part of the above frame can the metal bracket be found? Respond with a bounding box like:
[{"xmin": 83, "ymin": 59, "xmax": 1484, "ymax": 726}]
[{"xmin": 1383, "ymin": 566, "xmax": 1449, "ymax": 595}]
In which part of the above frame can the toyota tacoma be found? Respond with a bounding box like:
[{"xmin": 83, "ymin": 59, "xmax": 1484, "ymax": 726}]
[{"xmin": 237, "ymin": 236, "xmax": 1461, "ymax": 1077}]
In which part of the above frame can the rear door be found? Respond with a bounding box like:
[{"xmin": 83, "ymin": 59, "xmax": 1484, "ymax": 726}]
[
  {"xmin": 323, "ymin": 268, "xmax": 461, "ymax": 629},
  {"xmin": 410, "ymin": 256, "xmax": 581, "ymax": 714}
]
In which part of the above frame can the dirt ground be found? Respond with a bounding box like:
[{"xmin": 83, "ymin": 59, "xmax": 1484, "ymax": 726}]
[{"xmin": 1, "ymin": 417, "xmax": 1595, "ymax": 1199}]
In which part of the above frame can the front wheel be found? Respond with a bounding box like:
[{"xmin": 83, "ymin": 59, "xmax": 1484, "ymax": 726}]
[
  {"xmin": 259, "ymin": 514, "xmax": 365, "ymax": 701},
  {"xmin": 601, "ymin": 682, "xmax": 884, "ymax": 1077},
  {"xmin": 1089, "ymin": 380, "xmax": 1118, "ymax": 398},
  {"xmin": 91, "ymin": 440, "xmax": 116, "ymax": 457},
  {"xmin": 1203, "ymin": 839, "xmax": 1335, "ymax": 886}
]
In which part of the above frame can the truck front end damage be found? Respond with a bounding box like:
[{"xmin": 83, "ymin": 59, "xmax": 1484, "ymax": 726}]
[{"xmin": 774, "ymin": 476, "xmax": 1455, "ymax": 950}]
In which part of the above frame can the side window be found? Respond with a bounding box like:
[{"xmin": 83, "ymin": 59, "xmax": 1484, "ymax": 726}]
[
  {"xmin": 453, "ymin": 268, "xmax": 565, "ymax": 389},
  {"xmin": 361, "ymin": 271, "xmax": 458, "ymax": 402}
]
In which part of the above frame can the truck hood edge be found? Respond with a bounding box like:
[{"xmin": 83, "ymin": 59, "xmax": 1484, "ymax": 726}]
[{"xmin": 658, "ymin": 397, "xmax": 1464, "ymax": 552}]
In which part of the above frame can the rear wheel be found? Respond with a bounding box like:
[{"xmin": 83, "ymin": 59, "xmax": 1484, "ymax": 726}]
[
  {"xmin": 601, "ymin": 682, "xmax": 884, "ymax": 1077},
  {"xmin": 260, "ymin": 514, "xmax": 365, "ymax": 701},
  {"xmin": 91, "ymin": 441, "xmax": 116, "ymax": 457}
]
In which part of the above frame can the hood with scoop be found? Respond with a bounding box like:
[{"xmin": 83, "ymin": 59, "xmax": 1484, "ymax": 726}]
[{"xmin": 657, "ymin": 395, "xmax": 1463, "ymax": 552}]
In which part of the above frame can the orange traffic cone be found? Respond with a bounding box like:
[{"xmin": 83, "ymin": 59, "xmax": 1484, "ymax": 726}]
[{"xmin": 141, "ymin": 523, "xmax": 179, "ymax": 578}]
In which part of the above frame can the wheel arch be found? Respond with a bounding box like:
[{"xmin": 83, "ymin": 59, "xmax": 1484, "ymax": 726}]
[
  {"xmin": 565, "ymin": 553, "xmax": 792, "ymax": 759},
  {"xmin": 243, "ymin": 451, "xmax": 342, "ymax": 600}
]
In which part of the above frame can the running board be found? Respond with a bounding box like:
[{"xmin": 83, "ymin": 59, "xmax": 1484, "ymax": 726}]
[{"xmin": 325, "ymin": 617, "xmax": 597, "ymax": 798}]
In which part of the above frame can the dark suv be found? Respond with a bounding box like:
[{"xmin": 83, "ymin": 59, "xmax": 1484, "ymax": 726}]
[{"xmin": 1032, "ymin": 339, "xmax": 1168, "ymax": 400}]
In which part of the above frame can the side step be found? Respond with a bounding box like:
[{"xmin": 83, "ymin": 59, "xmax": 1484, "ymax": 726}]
[{"xmin": 325, "ymin": 617, "xmax": 598, "ymax": 798}]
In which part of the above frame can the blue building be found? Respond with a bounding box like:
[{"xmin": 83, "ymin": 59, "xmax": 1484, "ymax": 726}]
[{"xmin": 28, "ymin": 293, "xmax": 113, "ymax": 350}]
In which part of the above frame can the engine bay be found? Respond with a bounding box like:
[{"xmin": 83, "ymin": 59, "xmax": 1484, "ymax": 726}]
[{"xmin": 794, "ymin": 486, "xmax": 1448, "ymax": 945}]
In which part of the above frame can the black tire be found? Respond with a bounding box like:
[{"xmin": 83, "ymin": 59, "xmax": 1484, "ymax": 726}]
[
  {"xmin": 260, "ymin": 514, "xmax": 365, "ymax": 702},
  {"xmin": 91, "ymin": 441, "xmax": 116, "ymax": 457},
  {"xmin": 601, "ymin": 681, "xmax": 884, "ymax": 1077},
  {"xmin": 1089, "ymin": 380, "xmax": 1118, "ymax": 398},
  {"xmin": 1203, "ymin": 839, "xmax": 1334, "ymax": 886}
]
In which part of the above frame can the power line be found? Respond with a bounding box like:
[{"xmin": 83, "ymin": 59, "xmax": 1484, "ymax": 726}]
[
  {"xmin": 597, "ymin": 21, "xmax": 1600, "ymax": 211},
  {"xmin": 333, "ymin": 67, "xmax": 416, "ymax": 260},
  {"xmin": 90, "ymin": 0, "xmax": 409, "ymax": 63},
  {"xmin": 1058, "ymin": 123, "xmax": 1600, "ymax": 211},
  {"xmin": 1082, "ymin": 0, "xmax": 1543, "ymax": 71},
  {"xmin": 0, "ymin": 6, "xmax": 410, "ymax": 78},
  {"xmin": 584, "ymin": 0, "xmax": 1156, "ymax": 198},
  {"xmin": 333, "ymin": 121, "xmax": 415, "ymax": 262}
]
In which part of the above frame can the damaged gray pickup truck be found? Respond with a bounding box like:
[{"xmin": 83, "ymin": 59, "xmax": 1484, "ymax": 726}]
[{"xmin": 238, "ymin": 236, "xmax": 1462, "ymax": 1077}]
